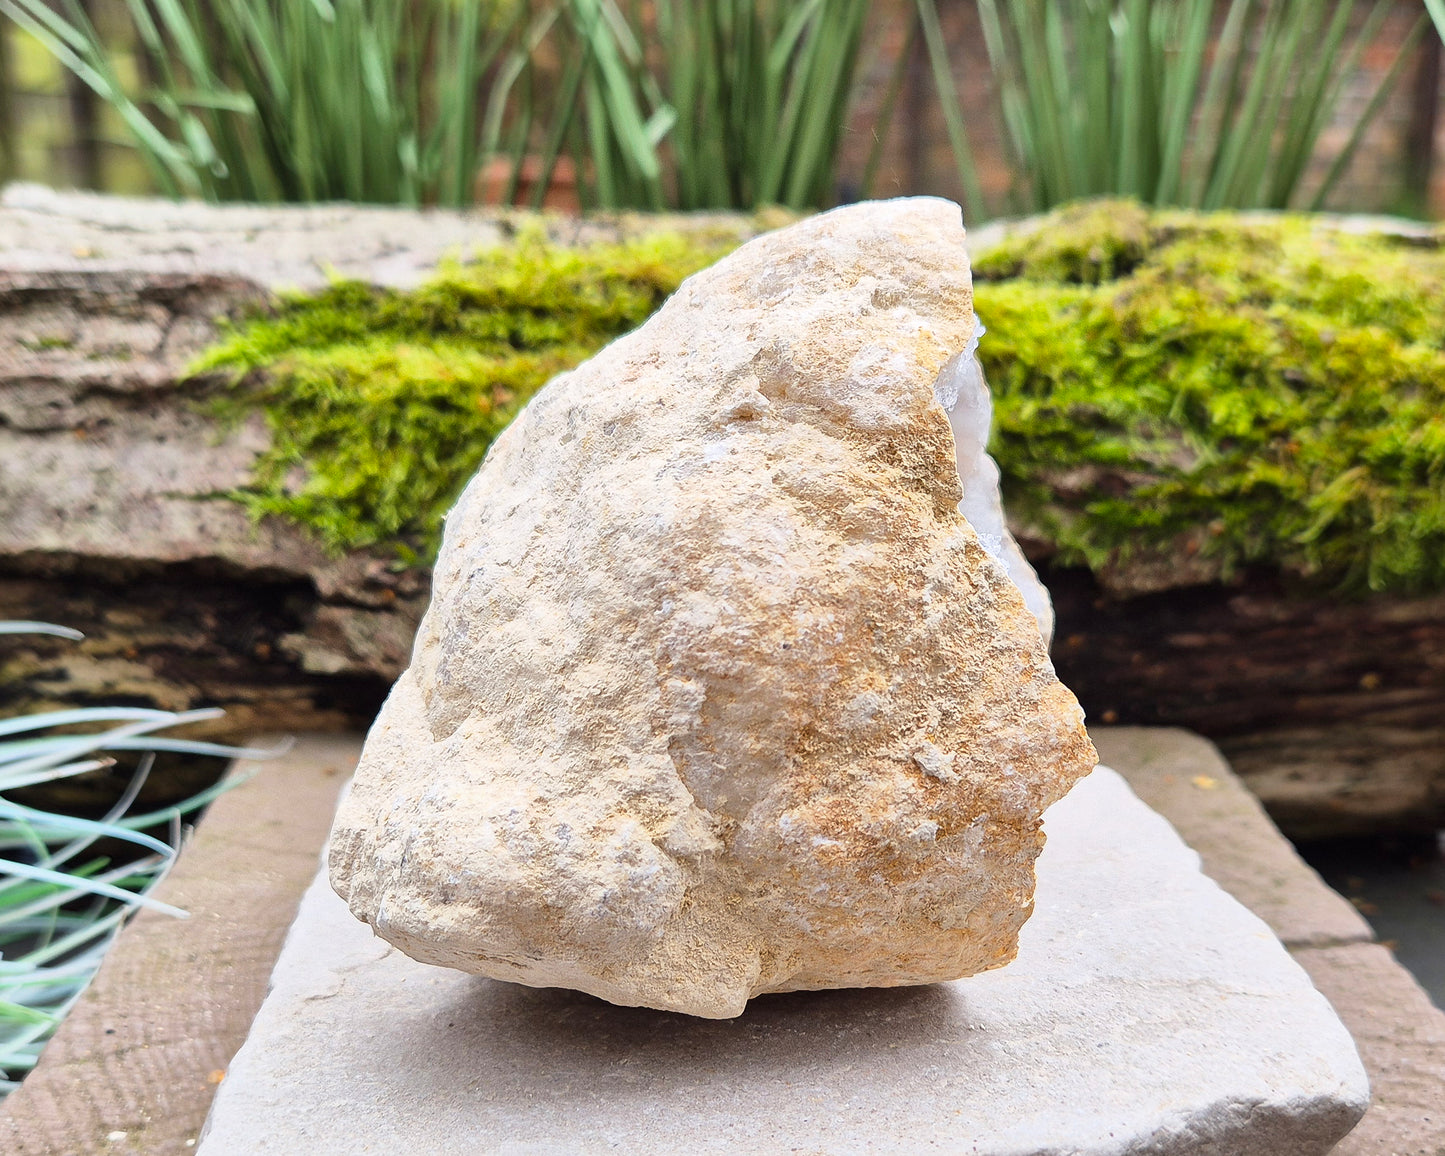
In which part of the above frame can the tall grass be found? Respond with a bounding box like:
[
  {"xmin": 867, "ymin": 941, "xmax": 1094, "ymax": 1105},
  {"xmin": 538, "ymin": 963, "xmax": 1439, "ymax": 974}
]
[
  {"xmin": 0, "ymin": 0, "xmax": 929, "ymax": 211},
  {"xmin": 485, "ymin": 0, "xmax": 674, "ymax": 211},
  {"xmin": 945, "ymin": 0, "xmax": 1428, "ymax": 214},
  {"xmin": 1, "ymin": 0, "xmax": 1436, "ymax": 214},
  {"xmin": 0, "ymin": 0, "xmax": 519, "ymax": 203},
  {"xmin": 656, "ymin": 0, "xmax": 870, "ymax": 210},
  {"xmin": 0, "ymin": 621, "xmax": 268, "ymax": 1094}
]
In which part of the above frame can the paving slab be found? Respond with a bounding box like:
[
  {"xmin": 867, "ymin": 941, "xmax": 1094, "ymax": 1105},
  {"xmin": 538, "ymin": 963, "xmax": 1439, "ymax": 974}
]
[
  {"xmin": 1294, "ymin": 944, "xmax": 1445, "ymax": 1156},
  {"xmin": 1094, "ymin": 727, "xmax": 1445, "ymax": 1155},
  {"xmin": 198, "ymin": 766, "xmax": 1368, "ymax": 1156},
  {"xmin": 1091, "ymin": 727, "xmax": 1374, "ymax": 949}
]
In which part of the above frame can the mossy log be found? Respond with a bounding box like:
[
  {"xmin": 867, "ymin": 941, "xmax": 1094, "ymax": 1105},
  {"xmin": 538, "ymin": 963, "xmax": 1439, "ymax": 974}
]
[
  {"xmin": 972, "ymin": 200, "xmax": 1445, "ymax": 839},
  {"xmin": 0, "ymin": 186, "xmax": 767, "ymax": 809},
  {"xmin": 3, "ymin": 187, "xmax": 1444, "ymax": 838}
]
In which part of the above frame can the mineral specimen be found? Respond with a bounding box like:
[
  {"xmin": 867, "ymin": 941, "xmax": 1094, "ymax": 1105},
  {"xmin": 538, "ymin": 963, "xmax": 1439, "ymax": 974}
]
[{"xmin": 328, "ymin": 198, "xmax": 1097, "ymax": 1018}]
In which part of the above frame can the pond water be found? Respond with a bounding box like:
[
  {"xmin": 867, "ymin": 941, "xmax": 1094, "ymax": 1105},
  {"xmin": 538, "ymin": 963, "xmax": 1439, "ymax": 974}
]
[{"xmin": 1302, "ymin": 831, "xmax": 1445, "ymax": 1009}]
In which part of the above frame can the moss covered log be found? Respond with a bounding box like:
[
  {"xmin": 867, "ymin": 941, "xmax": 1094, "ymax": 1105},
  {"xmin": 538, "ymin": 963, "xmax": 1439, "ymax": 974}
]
[
  {"xmin": 196, "ymin": 200, "xmax": 1445, "ymax": 597},
  {"xmin": 975, "ymin": 201, "xmax": 1445, "ymax": 597},
  {"xmin": 194, "ymin": 230, "xmax": 740, "ymax": 559}
]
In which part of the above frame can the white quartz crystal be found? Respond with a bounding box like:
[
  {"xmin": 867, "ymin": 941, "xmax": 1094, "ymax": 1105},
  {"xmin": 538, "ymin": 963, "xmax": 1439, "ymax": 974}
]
[{"xmin": 934, "ymin": 330, "xmax": 1054, "ymax": 643}]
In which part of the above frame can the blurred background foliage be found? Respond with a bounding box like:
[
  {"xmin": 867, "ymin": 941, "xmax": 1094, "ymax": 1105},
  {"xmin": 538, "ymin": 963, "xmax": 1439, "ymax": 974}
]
[{"xmin": 0, "ymin": 0, "xmax": 1442, "ymax": 218}]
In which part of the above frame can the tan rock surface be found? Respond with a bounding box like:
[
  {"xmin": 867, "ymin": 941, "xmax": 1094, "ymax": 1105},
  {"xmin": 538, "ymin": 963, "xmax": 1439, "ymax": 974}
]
[{"xmin": 328, "ymin": 198, "xmax": 1097, "ymax": 1018}]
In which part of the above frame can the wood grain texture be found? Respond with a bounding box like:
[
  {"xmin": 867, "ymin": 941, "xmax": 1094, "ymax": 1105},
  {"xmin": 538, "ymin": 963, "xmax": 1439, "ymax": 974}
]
[
  {"xmin": 1048, "ymin": 566, "xmax": 1445, "ymax": 839},
  {"xmin": 0, "ymin": 733, "xmax": 361, "ymax": 1155}
]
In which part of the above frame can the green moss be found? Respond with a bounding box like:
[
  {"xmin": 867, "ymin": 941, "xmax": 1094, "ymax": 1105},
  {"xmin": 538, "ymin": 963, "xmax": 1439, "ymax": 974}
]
[
  {"xmin": 197, "ymin": 199, "xmax": 1445, "ymax": 596},
  {"xmin": 194, "ymin": 230, "xmax": 739, "ymax": 558},
  {"xmin": 973, "ymin": 199, "xmax": 1154, "ymax": 286},
  {"xmin": 974, "ymin": 199, "xmax": 1445, "ymax": 594}
]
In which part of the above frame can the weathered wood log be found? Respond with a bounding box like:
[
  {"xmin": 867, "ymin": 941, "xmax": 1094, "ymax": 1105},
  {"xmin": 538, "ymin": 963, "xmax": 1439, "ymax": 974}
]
[
  {"xmin": 0, "ymin": 258, "xmax": 418, "ymax": 725},
  {"xmin": 0, "ymin": 186, "xmax": 763, "ymax": 810},
  {"xmin": 3, "ymin": 186, "xmax": 1441, "ymax": 838},
  {"xmin": 1047, "ymin": 566, "xmax": 1445, "ymax": 840}
]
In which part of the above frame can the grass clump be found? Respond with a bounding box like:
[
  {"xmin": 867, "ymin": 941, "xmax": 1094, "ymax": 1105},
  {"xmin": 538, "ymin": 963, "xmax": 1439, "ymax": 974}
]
[
  {"xmin": 194, "ymin": 230, "xmax": 740, "ymax": 559},
  {"xmin": 0, "ymin": 621, "xmax": 265, "ymax": 1094},
  {"xmin": 974, "ymin": 199, "xmax": 1445, "ymax": 594}
]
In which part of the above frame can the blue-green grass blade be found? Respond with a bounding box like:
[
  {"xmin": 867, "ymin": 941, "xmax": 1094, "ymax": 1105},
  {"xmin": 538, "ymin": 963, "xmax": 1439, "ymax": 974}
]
[
  {"xmin": 0, "ymin": 804, "xmax": 173, "ymax": 860},
  {"xmin": 0, "ymin": 859, "xmax": 185, "ymax": 919},
  {"xmin": 0, "ymin": 624, "xmax": 83, "ymax": 641},
  {"xmin": 0, "ymin": 711, "xmax": 223, "ymax": 783},
  {"xmin": 0, "ymin": 708, "xmax": 179, "ymax": 741}
]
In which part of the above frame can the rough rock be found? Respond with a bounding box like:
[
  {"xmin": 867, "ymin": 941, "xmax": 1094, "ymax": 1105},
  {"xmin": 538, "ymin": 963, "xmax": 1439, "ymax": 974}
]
[
  {"xmin": 328, "ymin": 198, "xmax": 1096, "ymax": 1019},
  {"xmin": 203, "ymin": 768, "xmax": 1369, "ymax": 1156}
]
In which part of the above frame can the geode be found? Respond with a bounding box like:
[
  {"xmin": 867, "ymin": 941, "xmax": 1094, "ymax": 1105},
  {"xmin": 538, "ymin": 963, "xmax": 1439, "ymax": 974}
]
[{"xmin": 328, "ymin": 198, "xmax": 1097, "ymax": 1019}]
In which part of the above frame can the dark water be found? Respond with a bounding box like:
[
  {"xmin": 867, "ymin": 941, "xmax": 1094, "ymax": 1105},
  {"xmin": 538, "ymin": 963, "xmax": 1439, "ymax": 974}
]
[{"xmin": 1301, "ymin": 831, "xmax": 1445, "ymax": 1009}]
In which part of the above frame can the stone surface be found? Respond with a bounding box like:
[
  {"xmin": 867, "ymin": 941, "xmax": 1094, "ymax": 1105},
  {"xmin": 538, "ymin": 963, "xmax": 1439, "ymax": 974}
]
[
  {"xmin": 202, "ymin": 767, "xmax": 1369, "ymax": 1156},
  {"xmin": 1096, "ymin": 726, "xmax": 1445, "ymax": 1156},
  {"xmin": 1092, "ymin": 727, "xmax": 1374, "ymax": 949},
  {"xmin": 328, "ymin": 198, "xmax": 1095, "ymax": 1018},
  {"xmin": 1294, "ymin": 943, "xmax": 1445, "ymax": 1156},
  {"xmin": 936, "ymin": 328, "xmax": 1053, "ymax": 643},
  {"xmin": 0, "ymin": 735, "xmax": 359, "ymax": 1156},
  {"xmin": 7, "ymin": 727, "xmax": 1422, "ymax": 1154}
]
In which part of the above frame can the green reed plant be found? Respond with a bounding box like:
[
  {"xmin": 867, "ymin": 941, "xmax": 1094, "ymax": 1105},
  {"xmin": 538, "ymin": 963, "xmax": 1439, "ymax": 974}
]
[
  {"xmin": 0, "ymin": 621, "xmax": 267, "ymax": 1094},
  {"xmin": 940, "ymin": 0, "xmax": 1428, "ymax": 215},
  {"xmin": 655, "ymin": 0, "xmax": 870, "ymax": 210},
  {"xmin": 0, "ymin": 0, "xmax": 951, "ymax": 212},
  {"xmin": 0, "ymin": 0, "xmax": 520, "ymax": 203},
  {"xmin": 488, "ymin": 0, "xmax": 888, "ymax": 211},
  {"xmin": 486, "ymin": 0, "xmax": 673, "ymax": 210},
  {"xmin": 5, "ymin": 0, "xmax": 1436, "ymax": 214}
]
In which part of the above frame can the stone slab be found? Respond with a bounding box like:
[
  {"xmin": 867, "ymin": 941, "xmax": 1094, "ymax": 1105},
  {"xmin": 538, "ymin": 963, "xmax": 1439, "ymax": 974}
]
[
  {"xmin": 1294, "ymin": 944, "xmax": 1445, "ymax": 1156},
  {"xmin": 0, "ymin": 734, "xmax": 361, "ymax": 1156},
  {"xmin": 1092, "ymin": 727, "xmax": 1374, "ymax": 949},
  {"xmin": 198, "ymin": 767, "xmax": 1368, "ymax": 1156},
  {"xmin": 1095, "ymin": 727, "xmax": 1445, "ymax": 1155}
]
